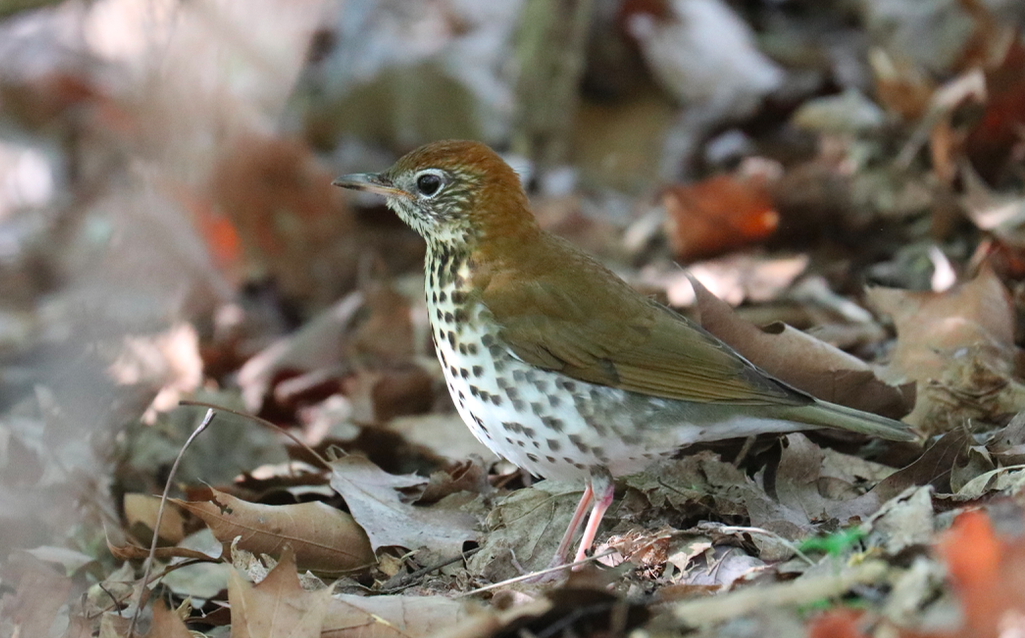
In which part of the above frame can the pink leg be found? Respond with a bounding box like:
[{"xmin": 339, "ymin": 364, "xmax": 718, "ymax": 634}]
[
  {"xmin": 550, "ymin": 482, "xmax": 593, "ymax": 567},
  {"xmin": 573, "ymin": 471, "xmax": 615, "ymax": 566}
]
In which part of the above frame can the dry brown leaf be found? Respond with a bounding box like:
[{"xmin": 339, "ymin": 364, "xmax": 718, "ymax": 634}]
[
  {"xmin": 987, "ymin": 412, "xmax": 1025, "ymax": 465},
  {"xmin": 321, "ymin": 594, "xmax": 474, "ymax": 638},
  {"xmin": 237, "ymin": 281, "xmax": 422, "ymax": 417},
  {"xmin": 209, "ymin": 133, "xmax": 357, "ymax": 305},
  {"xmin": 872, "ymin": 429, "xmax": 972, "ymax": 501},
  {"xmin": 772, "ymin": 435, "xmax": 887, "ymax": 530},
  {"xmin": 869, "ymin": 49, "xmax": 935, "ymax": 122},
  {"xmin": 468, "ymin": 481, "xmax": 583, "ymax": 579},
  {"xmin": 227, "ymin": 547, "xmax": 332, "ymax": 638},
  {"xmin": 237, "ymin": 292, "xmax": 365, "ymax": 411},
  {"xmin": 662, "ymin": 175, "xmax": 779, "ymax": 262},
  {"xmin": 868, "ymin": 267, "xmax": 1024, "ymax": 432},
  {"xmin": 328, "ymin": 456, "xmax": 478, "ymax": 554},
  {"xmin": 964, "ymin": 38, "xmax": 1025, "ymax": 183},
  {"xmin": 123, "ymin": 494, "xmax": 185, "ymax": 545},
  {"xmin": 104, "ymin": 521, "xmax": 217, "ymax": 563},
  {"xmin": 174, "ymin": 488, "xmax": 375, "ymax": 575},
  {"xmin": 690, "ymin": 275, "xmax": 913, "ymax": 418},
  {"xmin": 144, "ymin": 601, "xmax": 194, "ymax": 638},
  {"xmin": 344, "ymin": 366, "xmax": 435, "ymax": 424},
  {"xmin": 625, "ymin": 452, "xmax": 815, "ymax": 554},
  {"xmin": 385, "ymin": 414, "xmax": 498, "ymax": 466},
  {"xmin": 0, "ymin": 553, "xmax": 72, "ymax": 638},
  {"xmin": 420, "ymin": 458, "xmax": 491, "ymax": 504}
]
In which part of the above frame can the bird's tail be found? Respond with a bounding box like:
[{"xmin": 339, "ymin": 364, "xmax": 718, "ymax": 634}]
[{"xmin": 777, "ymin": 400, "xmax": 916, "ymax": 441}]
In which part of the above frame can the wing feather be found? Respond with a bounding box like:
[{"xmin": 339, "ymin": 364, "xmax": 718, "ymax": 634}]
[{"xmin": 474, "ymin": 233, "xmax": 808, "ymax": 407}]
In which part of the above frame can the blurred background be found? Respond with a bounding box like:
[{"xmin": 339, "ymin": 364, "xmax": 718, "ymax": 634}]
[{"xmin": 1, "ymin": 0, "xmax": 1025, "ymax": 602}]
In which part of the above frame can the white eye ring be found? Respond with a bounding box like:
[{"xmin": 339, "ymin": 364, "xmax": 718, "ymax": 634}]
[{"xmin": 414, "ymin": 169, "xmax": 446, "ymax": 199}]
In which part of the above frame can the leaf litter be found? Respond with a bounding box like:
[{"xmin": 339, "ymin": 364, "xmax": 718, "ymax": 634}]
[{"xmin": 2, "ymin": 1, "xmax": 1025, "ymax": 638}]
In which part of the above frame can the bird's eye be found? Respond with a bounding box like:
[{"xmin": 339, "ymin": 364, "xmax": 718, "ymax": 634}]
[{"xmin": 415, "ymin": 171, "xmax": 444, "ymax": 198}]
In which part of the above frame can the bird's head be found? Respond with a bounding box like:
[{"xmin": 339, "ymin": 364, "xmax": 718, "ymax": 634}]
[{"xmin": 332, "ymin": 140, "xmax": 535, "ymax": 250}]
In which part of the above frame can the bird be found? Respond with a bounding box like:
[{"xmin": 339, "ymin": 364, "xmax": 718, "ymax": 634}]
[{"xmin": 332, "ymin": 140, "xmax": 915, "ymax": 567}]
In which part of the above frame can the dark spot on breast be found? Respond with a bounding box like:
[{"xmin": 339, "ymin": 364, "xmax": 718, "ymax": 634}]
[
  {"xmin": 489, "ymin": 345, "xmax": 504, "ymax": 357},
  {"xmin": 438, "ymin": 291, "xmax": 447, "ymax": 302},
  {"xmin": 472, "ymin": 365, "xmax": 483, "ymax": 377},
  {"xmin": 549, "ymin": 396, "xmax": 561, "ymax": 409},
  {"xmin": 503, "ymin": 421, "xmax": 521, "ymax": 433},
  {"xmin": 541, "ymin": 416, "xmax": 563, "ymax": 432},
  {"xmin": 530, "ymin": 402, "xmax": 544, "ymax": 416},
  {"xmin": 481, "ymin": 334, "xmax": 494, "ymax": 347},
  {"xmin": 454, "ymin": 309, "xmax": 468, "ymax": 322},
  {"xmin": 447, "ymin": 331, "xmax": 456, "ymax": 348},
  {"xmin": 546, "ymin": 456, "xmax": 556, "ymax": 463},
  {"xmin": 472, "ymin": 414, "xmax": 484, "ymax": 426},
  {"xmin": 512, "ymin": 370, "xmax": 526, "ymax": 383},
  {"xmin": 573, "ymin": 462, "xmax": 587, "ymax": 470},
  {"xmin": 469, "ymin": 385, "xmax": 480, "ymax": 397},
  {"xmin": 444, "ymin": 312, "xmax": 454, "ymax": 323},
  {"xmin": 460, "ymin": 368, "xmax": 469, "ymax": 379},
  {"xmin": 490, "ymin": 394, "xmax": 502, "ymax": 406},
  {"xmin": 432, "ymin": 291, "xmax": 438, "ymax": 304},
  {"xmin": 459, "ymin": 343, "xmax": 467, "ymax": 355},
  {"xmin": 547, "ymin": 439, "xmax": 561, "ymax": 451},
  {"xmin": 452, "ymin": 291, "xmax": 465, "ymax": 304},
  {"xmin": 516, "ymin": 440, "xmax": 526, "ymax": 448},
  {"xmin": 527, "ymin": 453, "xmax": 539, "ymax": 462},
  {"xmin": 449, "ymin": 365, "xmax": 457, "ymax": 376},
  {"xmin": 505, "ymin": 387, "xmax": 519, "ymax": 400},
  {"xmin": 512, "ymin": 399, "xmax": 526, "ymax": 412},
  {"xmin": 522, "ymin": 427, "xmax": 535, "ymax": 438},
  {"xmin": 583, "ymin": 415, "xmax": 608, "ymax": 436},
  {"xmin": 568, "ymin": 435, "xmax": 588, "ymax": 453},
  {"xmin": 467, "ymin": 344, "xmax": 478, "ymax": 355}
]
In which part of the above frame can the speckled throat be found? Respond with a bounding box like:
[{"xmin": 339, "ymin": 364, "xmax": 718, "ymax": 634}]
[{"xmin": 421, "ymin": 242, "xmax": 720, "ymax": 482}]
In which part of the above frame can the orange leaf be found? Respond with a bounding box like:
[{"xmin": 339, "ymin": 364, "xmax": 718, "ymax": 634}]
[
  {"xmin": 662, "ymin": 175, "xmax": 778, "ymax": 262},
  {"xmin": 965, "ymin": 39, "xmax": 1025, "ymax": 182},
  {"xmin": 808, "ymin": 609, "xmax": 868, "ymax": 638}
]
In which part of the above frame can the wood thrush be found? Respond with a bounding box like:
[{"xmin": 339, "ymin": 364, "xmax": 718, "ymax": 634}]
[{"xmin": 333, "ymin": 140, "xmax": 914, "ymax": 566}]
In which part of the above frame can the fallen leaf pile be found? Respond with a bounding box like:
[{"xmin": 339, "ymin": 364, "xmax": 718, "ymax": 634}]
[{"xmin": 1, "ymin": 2, "xmax": 1025, "ymax": 638}]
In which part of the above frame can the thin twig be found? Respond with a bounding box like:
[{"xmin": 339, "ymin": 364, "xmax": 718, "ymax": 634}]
[
  {"xmin": 459, "ymin": 549, "xmax": 616, "ymax": 597},
  {"xmin": 696, "ymin": 523, "xmax": 815, "ymax": 565},
  {"xmin": 127, "ymin": 408, "xmax": 216, "ymax": 638},
  {"xmin": 179, "ymin": 399, "xmax": 332, "ymax": 469},
  {"xmin": 379, "ymin": 547, "xmax": 482, "ymax": 594}
]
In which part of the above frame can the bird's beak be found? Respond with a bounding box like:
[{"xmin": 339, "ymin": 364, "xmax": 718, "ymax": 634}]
[{"xmin": 331, "ymin": 172, "xmax": 409, "ymax": 199}]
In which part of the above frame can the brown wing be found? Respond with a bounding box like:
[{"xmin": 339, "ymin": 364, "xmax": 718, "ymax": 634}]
[{"xmin": 475, "ymin": 233, "xmax": 807, "ymax": 406}]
